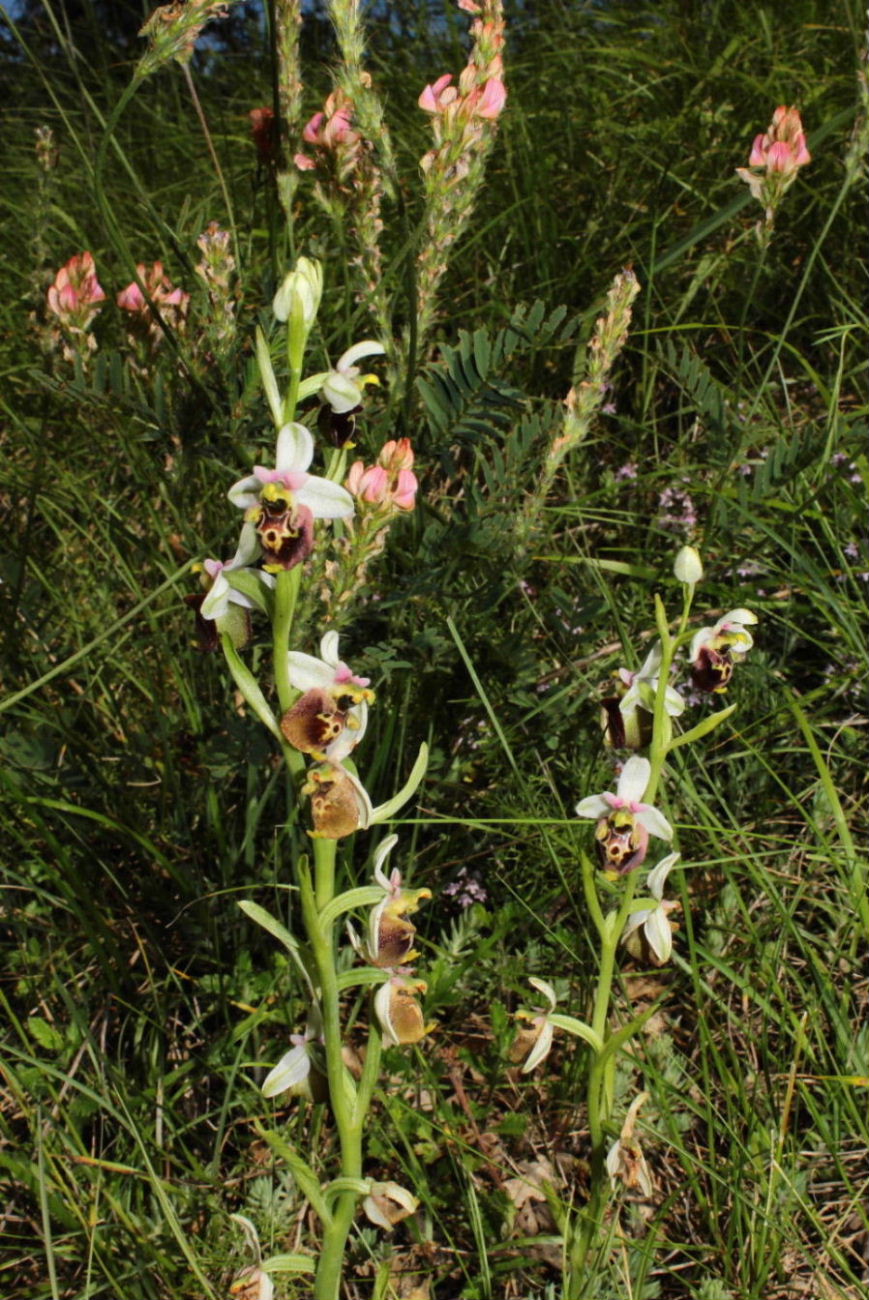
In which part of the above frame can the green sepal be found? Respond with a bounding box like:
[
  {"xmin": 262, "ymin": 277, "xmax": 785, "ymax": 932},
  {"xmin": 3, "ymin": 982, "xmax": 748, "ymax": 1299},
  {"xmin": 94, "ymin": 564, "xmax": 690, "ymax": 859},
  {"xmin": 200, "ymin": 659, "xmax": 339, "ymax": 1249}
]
[
  {"xmin": 668, "ymin": 703, "xmax": 737, "ymax": 751},
  {"xmin": 221, "ymin": 634, "xmax": 282, "ymax": 742},
  {"xmin": 261, "ymin": 1254, "xmax": 316, "ymax": 1275},
  {"xmin": 226, "ymin": 568, "xmax": 273, "ymax": 616},
  {"xmin": 237, "ymin": 900, "xmax": 315, "ymax": 997},
  {"xmin": 256, "ymin": 326, "xmax": 284, "ymax": 429},
  {"xmin": 255, "ymin": 1124, "xmax": 332, "ymax": 1228},
  {"xmin": 324, "ymin": 1176, "xmax": 369, "ymax": 1204},
  {"xmin": 371, "ymin": 742, "xmax": 429, "ymax": 823},
  {"xmin": 319, "ymin": 886, "xmax": 385, "ymax": 930},
  {"xmin": 547, "ymin": 1013, "xmax": 604, "ymax": 1054},
  {"xmin": 297, "ymin": 372, "xmax": 329, "ymax": 402}
]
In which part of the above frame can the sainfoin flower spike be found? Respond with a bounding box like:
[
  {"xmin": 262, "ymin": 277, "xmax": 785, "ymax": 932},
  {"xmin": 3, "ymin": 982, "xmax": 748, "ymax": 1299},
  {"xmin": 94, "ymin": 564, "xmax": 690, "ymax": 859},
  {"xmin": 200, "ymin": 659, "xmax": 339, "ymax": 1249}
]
[{"xmin": 575, "ymin": 755, "xmax": 673, "ymax": 873}]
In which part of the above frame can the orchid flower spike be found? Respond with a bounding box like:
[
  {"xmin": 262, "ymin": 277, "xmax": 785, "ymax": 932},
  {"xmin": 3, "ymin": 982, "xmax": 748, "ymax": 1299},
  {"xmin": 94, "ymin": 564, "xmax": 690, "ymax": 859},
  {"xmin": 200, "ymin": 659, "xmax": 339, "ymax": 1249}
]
[
  {"xmin": 575, "ymin": 756, "xmax": 673, "ymax": 874},
  {"xmin": 282, "ymin": 631, "xmax": 374, "ymax": 762},
  {"xmin": 229, "ymin": 422, "xmax": 354, "ymax": 571},
  {"xmin": 622, "ymin": 852, "xmax": 680, "ymax": 965}
]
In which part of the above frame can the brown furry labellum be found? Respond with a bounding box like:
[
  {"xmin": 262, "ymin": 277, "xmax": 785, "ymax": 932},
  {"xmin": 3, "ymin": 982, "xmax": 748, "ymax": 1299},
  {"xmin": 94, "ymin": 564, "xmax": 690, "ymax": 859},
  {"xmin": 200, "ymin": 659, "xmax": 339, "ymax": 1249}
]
[
  {"xmin": 373, "ymin": 911, "xmax": 419, "ymax": 968},
  {"xmin": 595, "ymin": 810, "xmax": 649, "ymax": 874},
  {"xmin": 248, "ymin": 489, "xmax": 315, "ymax": 572},
  {"xmin": 303, "ymin": 763, "xmax": 367, "ymax": 839},
  {"xmin": 281, "ymin": 687, "xmax": 348, "ymax": 758},
  {"xmin": 690, "ymin": 644, "xmax": 734, "ymax": 694},
  {"xmin": 383, "ymin": 982, "xmax": 429, "ymax": 1045}
]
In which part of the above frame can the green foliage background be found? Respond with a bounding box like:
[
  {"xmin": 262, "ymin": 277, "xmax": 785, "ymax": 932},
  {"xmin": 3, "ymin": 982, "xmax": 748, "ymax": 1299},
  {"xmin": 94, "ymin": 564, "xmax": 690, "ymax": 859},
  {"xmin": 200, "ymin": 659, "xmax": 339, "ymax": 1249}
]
[{"xmin": 1, "ymin": 0, "xmax": 867, "ymax": 1297}]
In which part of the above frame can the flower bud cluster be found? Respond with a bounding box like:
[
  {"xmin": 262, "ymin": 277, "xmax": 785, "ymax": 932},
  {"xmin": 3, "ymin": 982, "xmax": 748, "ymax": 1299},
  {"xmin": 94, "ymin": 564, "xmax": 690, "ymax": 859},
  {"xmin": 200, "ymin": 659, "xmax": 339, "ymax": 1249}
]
[
  {"xmin": 346, "ymin": 439, "xmax": 418, "ymax": 514},
  {"xmin": 46, "ymin": 253, "xmax": 107, "ymax": 358},
  {"xmin": 736, "ymin": 105, "xmax": 811, "ymax": 230},
  {"xmin": 137, "ymin": 0, "xmax": 230, "ymax": 77},
  {"xmin": 195, "ymin": 222, "xmax": 237, "ymax": 353},
  {"xmin": 294, "ymin": 88, "xmax": 364, "ymax": 182},
  {"xmin": 117, "ymin": 261, "xmax": 190, "ymax": 349}
]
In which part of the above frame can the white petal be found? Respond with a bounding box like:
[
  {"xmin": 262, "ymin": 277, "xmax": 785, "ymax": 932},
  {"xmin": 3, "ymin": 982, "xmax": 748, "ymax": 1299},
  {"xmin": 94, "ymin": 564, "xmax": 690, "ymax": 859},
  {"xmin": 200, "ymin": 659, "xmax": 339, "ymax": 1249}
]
[
  {"xmin": 229, "ymin": 522, "xmax": 261, "ymax": 569},
  {"xmin": 617, "ymin": 756, "xmax": 651, "ymax": 804},
  {"xmin": 261, "ymin": 1044, "xmax": 310, "ymax": 1098},
  {"xmin": 319, "ymin": 631, "xmax": 341, "ymax": 667},
  {"xmin": 322, "ymin": 371, "xmax": 362, "ymax": 414},
  {"xmin": 372, "ymin": 835, "xmax": 399, "ymax": 889},
  {"xmin": 646, "ymin": 852, "xmax": 679, "ymax": 899},
  {"xmin": 286, "ymin": 651, "xmax": 334, "ymax": 692},
  {"xmin": 689, "ymin": 627, "xmax": 713, "ymax": 661},
  {"xmin": 637, "ymin": 642, "xmax": 663, "ymax": 680},
  {"xmin": 295, "ymin": 476, "xmax": 355, "ymax": 519},
  {"xmin": 374, "ymin": 981, "xmax": 397, "ymax": 1045},
  {"xmin": 275, "ymin": 422, "xmax": 314, "ymax": 473},
  {"xmin": 621, "ymin": 908, "xmax": 652, "ymax": 943},
  {"xmin": 605, "ymin": 1138, "xmax": 622, "ymax": 1185},
  {"xmin": 528, "ymin": 977, "xmax": 558, "ymax": 1010},
  {"xmin": 722, "ymin": 607, "xmax": 757, "ymax": 627},
  {"xmin": 664, "ymin": 686, "xmax": 686, "ymax": 717},
  {"xmin": 200, "ymin": 571, "xmax": 230, "ymax": 621},
  {"xmin": 337, "ymin": 340, "xmax": 386, "ymax": 370},
  {"xmin": 644, "ymin": 907, "xmax": 673, "ymax": 963},
  {"xmin": 228, "ymin": 474, "xmax": 262, "ymax": 509},
  {"xmin": 635, "ymin": 805, "xmax": 673, "ymax": 841},
  {"xmin": 575, "ymin": 794, "xmax": 611, "ymax": 820},
  {"xmin": 361, "ymin": 1193, "xmax": 394, "ymax": 1231},
  {"xmin": 522, "ymin": 1020, "xmax": 554, "ymax": 1073}
]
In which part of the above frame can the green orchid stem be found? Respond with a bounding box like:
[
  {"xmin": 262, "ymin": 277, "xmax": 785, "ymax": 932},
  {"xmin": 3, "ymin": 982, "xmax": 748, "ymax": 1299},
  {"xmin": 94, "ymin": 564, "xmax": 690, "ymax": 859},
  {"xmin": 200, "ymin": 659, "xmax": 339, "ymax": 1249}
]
[
  {"xmin": 569, "ymin": 869, "xmax": 638, "ymax": 1292},
  {"xmin": 299, "ymin": 842, "xmax": 365, "ymax": 1300},
  {"xmin": 273, "ymin": 566, "xmax": 302, "ymax": 714}
]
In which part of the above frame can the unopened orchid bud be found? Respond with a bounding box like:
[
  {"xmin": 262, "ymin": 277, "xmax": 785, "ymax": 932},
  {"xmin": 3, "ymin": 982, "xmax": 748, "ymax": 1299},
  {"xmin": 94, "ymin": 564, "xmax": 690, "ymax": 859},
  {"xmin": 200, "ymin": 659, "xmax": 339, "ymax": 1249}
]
[
  {"xmin": 272, "ymin": 256, "xmax": 322, "ymax": 327},
  {"xmin": 674, "ymin": 545, "xmax": 703, "ymax": 586}
]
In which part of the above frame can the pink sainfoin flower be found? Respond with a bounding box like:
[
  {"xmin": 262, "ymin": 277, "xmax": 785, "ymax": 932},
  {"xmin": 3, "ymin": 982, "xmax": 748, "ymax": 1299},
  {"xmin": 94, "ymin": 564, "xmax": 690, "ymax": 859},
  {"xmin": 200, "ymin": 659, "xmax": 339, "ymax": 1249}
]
[
  {"xmin": 418, "ymin": 72, "xmax": 506, "ymax": 129},
  {"xmin": 294, "ymin": 88, "xmax": 362, "ymax": 180},
  {"xmin": 346, "ymin": 438, "xmax": 418, "ymax": 513},
  {"xmin": 748, "ymin": 106, "xmax": 811, "ymax": 174},
  {"xmin": 117, "ymin": 261, "xmax": 190, "ymax": 344},
  {"xmin": 737, "ymin": 106, "xmax": 810, "ymax": 232},
  {"xmin": 47, "ymin": 252, "xmax": 107, "ymax": 334}
]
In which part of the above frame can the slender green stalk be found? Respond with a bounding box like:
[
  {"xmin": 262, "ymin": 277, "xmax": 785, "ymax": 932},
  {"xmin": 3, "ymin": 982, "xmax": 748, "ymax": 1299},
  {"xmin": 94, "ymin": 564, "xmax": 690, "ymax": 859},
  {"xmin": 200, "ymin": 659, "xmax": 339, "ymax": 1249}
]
[{"xmin": 273, "ymin": 566, "xmax": 302, "ymax": 713}]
